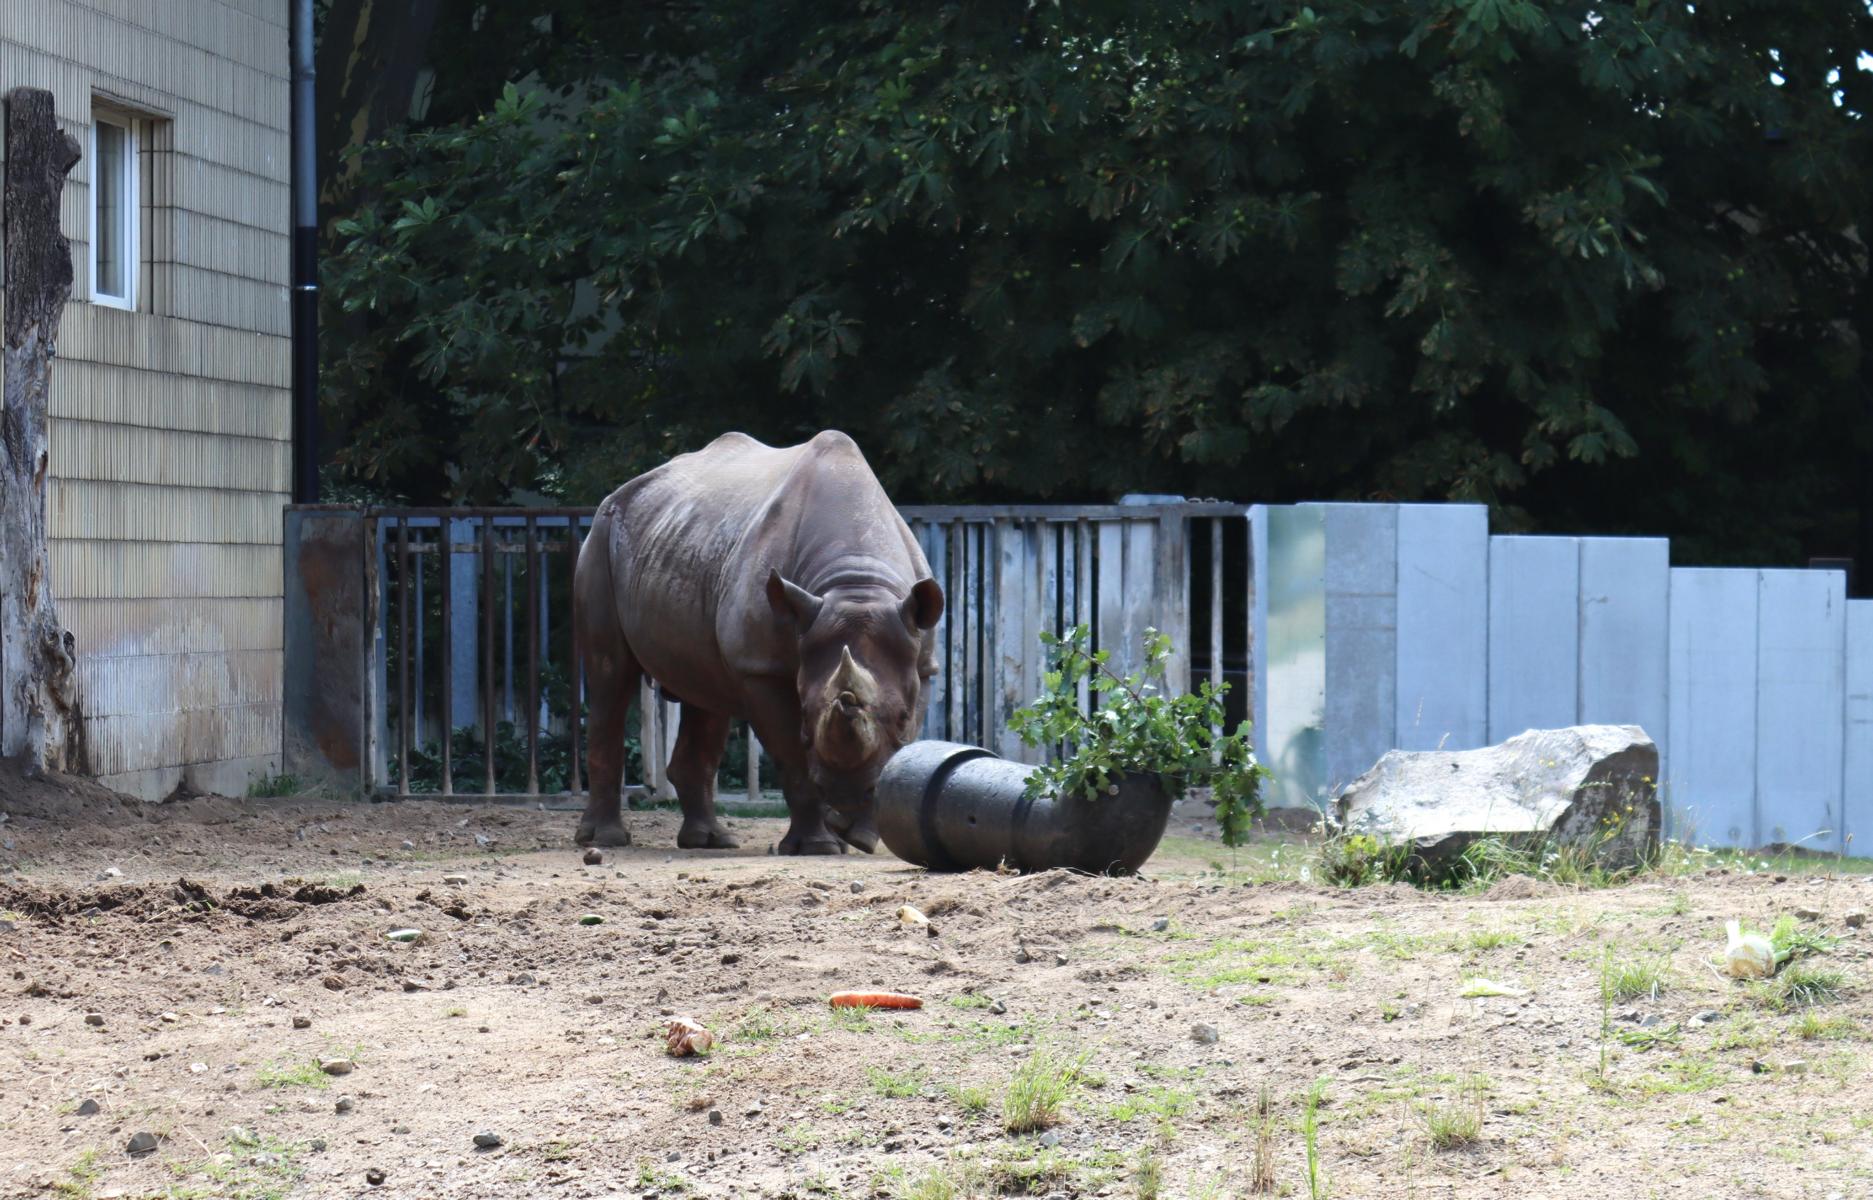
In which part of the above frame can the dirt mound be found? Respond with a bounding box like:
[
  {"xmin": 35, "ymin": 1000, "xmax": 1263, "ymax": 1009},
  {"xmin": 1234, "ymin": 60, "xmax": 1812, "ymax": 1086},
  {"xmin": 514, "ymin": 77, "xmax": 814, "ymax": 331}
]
[
  {"xmin": 1479, "ymin": 874, "xmax": 1565, "ymax": 901},
  {"xmin": 0, "ymin": 755, "xmax": 144, "ymax": 820},
  {"xmin": 0, "ymin": 876, "xmax": 366, "ymax": 921}
]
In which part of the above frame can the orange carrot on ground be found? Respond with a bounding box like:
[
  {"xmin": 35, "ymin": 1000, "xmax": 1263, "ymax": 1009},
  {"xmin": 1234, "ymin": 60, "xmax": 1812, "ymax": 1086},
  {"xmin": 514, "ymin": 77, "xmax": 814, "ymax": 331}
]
[{"xmin": 828, "ymin": 991, "xmax": 923, "ymax": 1010}]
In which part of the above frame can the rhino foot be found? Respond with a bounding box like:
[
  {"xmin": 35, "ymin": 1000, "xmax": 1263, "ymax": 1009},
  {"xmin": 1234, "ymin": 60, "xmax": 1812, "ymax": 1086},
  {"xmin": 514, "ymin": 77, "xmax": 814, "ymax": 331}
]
[
  {"xmin": 677, "ymin": 820, "xmax": 739, "ymax": 850},
  {"xmin": 778, "ymin": 829, "xmax": 846, "ymax": 856},
  {"xmin": 574, "ymin": 820, "xmax": 633, "ymax": 848},
  {"xmin": 828, "ymin": 813, "xmax": 879, "ymax": 854}
]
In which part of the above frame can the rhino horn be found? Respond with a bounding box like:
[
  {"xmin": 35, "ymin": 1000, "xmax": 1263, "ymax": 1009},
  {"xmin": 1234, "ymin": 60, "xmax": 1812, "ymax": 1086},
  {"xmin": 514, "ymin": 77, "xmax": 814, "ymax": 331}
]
[
  {"xmin": 829, "ymin": 645, "xmax": 875, "ymax": 706},
  {"xmin": 816, "ymin": 646, "xmax": 880, "ymax": 766}
]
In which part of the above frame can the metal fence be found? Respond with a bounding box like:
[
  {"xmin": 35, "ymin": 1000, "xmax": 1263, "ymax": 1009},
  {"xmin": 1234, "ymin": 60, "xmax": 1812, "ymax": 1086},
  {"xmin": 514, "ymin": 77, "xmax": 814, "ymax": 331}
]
[{"xmin": 305, "ymin": 502, "xmax": 1251, "ymax": 805}]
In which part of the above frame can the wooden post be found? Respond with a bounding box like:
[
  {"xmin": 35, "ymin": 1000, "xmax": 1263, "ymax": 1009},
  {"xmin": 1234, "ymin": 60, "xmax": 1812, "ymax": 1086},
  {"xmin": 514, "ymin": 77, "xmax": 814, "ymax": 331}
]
[{"xmin": 0, "ymin": 88, "xmax": 86, "ymax": 774}]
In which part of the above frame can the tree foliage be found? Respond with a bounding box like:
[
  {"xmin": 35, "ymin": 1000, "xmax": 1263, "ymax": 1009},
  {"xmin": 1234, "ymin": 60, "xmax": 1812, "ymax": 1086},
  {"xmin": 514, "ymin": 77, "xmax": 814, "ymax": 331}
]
[{"xmin": 322, "ymin": 1, "xmax": 1872, "ymax": 565}]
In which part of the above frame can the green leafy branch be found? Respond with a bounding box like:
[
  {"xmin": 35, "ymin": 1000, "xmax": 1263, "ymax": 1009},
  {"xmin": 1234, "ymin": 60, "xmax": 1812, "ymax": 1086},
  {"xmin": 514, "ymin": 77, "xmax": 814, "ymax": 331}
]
[{"xmin": 1007, "ymin": 626, "xmax": 1267, "ymax": 848}]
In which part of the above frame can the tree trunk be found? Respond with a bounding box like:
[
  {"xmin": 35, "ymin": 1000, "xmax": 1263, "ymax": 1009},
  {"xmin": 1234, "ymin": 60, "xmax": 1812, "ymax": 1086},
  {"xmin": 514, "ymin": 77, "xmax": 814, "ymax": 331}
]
[
  {"xmin": 316, "ymin": 0, "xmax": 441, "ymax": 210},
  {"xmin": 1, "ymin": 87, "xmax": 86, "ymax": 773}
]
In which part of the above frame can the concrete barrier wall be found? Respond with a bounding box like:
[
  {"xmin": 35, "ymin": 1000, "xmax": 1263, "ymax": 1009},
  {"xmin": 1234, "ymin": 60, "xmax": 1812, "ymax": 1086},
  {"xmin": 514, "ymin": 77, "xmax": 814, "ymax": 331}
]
[{"xmin": 1275, "ymin": 502, "xmax": 1867, "ymax": 852}]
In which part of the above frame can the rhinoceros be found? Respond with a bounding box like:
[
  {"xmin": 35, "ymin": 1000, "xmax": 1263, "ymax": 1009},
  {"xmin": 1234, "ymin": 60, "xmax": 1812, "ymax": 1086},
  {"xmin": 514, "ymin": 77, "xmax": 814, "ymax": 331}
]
[{"xmin": 571, "ymin": 431, "xmax": 944, "ymax": 854}]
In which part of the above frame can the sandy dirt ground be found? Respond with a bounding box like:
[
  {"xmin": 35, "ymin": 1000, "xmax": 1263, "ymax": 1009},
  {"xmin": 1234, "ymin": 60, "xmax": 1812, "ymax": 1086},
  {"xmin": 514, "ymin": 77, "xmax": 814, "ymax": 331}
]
[{"xmin": 1, "ymin": 766, "xmax": 1870, "ymax": 1200}]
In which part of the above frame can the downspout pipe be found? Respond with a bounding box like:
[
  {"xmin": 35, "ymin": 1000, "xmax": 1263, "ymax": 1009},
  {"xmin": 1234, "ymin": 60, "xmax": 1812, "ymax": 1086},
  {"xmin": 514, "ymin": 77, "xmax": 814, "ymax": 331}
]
[{"xmin": 289, "ymin": 0, "xmax": 319, "ymax": 503}]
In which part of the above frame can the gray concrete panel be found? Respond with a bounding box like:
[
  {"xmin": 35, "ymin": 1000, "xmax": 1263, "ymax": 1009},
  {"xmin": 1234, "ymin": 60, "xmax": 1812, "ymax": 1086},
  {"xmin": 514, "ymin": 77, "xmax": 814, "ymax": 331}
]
[
  {"xmin": 1667, "ymin": 568, "xmax": 1758, "ymax": 846},
  {"xmin": 1322, "ymin": 503, "xmax": 1398, "ymax": 793},
  {"xmin": 1846, "ymin": 600, "xmax": 1873, "ymax": 855},
  {"xmin": 1488, "ymin": 536, "xmax": 1581, "ymax": 743},
  {"xmin": 1578, "ymin": 538, "xmax": 1671, "ymax": 759},
  {"xmin": 1756, "ymin": 569, "xmax": 1847, "ymax": 852},
  {"xmin": 1394, "ymin": 505, "xmax": 1489, "ymax": 751}
]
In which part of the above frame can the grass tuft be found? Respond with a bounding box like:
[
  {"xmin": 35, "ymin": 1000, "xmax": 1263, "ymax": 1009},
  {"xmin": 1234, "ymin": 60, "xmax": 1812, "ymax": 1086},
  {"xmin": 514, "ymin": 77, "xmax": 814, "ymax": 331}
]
[
  {"xmin": 1602, "ymin": 954, "xmax": 1669, "ymax": 1001},
  {"xmin": 1421, "ymin": 1075, "xmax": 1487, "ymax": 1149},
  {"xmin": 1003, "ymin": 1049, "xmax": 1088, "ymax": 1134}
]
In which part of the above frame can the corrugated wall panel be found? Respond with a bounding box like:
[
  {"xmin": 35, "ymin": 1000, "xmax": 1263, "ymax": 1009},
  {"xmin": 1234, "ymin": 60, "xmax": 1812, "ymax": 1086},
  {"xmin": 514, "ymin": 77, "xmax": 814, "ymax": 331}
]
[
  {"xmin": 80, "ymin": 649, "xmax": 282, "ymax": 718},
  {"xmin": 1756, "ymin": 570, "xmax": 1847, "ymax": 853},
  {"xmin": 1667, "ymin": 569, "xmax": 1759, "ymax": 846},
  {"xmin": 51, "ymin": 481, "xmax": 285, "ymax": 543},
  {"xmin": 1394, "ymin": 504, "xmax": 1489, "ymax": 751},
  {"xmin": 62, "ymin": 596, "xmax": 283, "ymax": 657},
  {"xmin": 1847, "ymin": 601, "xmax": 1873, "ymax": 854},
  {"xmin": 51, "ymin": 420, "xmax": 288, "ymax": 490},
  {"xmin": 51, "ymin": 360, "xmax": 290, "ymax": 440},
  {"xmin": 1322, "ymin": 503, "xmax": 1396, "ymax": 793},
  {"xmin": 1487, "ymin": 536, "xmax": 1580, "ymax": 742},
  {"xmin": 1577, "ymin": 538, "xmax": 1671, "ymax": 752},
  {"xmin": 52, "ymin": 542, "xmax": 282, "ymax": 600}
]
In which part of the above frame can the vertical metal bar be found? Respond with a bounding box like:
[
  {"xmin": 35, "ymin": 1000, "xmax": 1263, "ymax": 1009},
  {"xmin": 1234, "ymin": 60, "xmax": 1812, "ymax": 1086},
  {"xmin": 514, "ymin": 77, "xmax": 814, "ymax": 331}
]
[
  {"xmin": 949, "ymin": 518, "xmax": 964, "ymax": 743},
  {"xmin": 440, "ymin": 522, "xmax": 454, "ymax": 796},
  {"xmin": 1076, "ymin": 519, "xmax": 1092, "ymax": 721},
  {"xmin": 1211, "ymin": 518, "xmax": 1225, "ymax": 755},
  {"xmin": 397, "ymin": 518, "xmax": 411, "ymax": 794},
  {"xmin": 525, "ymin": 516, "xmax": 540, "ymax": 795},
  {"xmin": 567, "ymin": 522, "xmax": 583, "ymax": 796},
  {"xmin": 414, "ymin": 537, "xmax": 425, "ymax": 746},
  {"xmin": 503, "ymin": 534, "xmax": 515, "ymax": 724},
  {"xmin": 482, "ymin": 518, "xmax": 497, "ymax": 796}
]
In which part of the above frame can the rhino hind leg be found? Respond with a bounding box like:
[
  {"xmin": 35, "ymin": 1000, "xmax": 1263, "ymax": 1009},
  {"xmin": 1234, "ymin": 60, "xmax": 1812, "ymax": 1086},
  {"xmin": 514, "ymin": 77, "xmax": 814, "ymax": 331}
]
[
  {"xmin": 669, "ymin": 704, "xmax": 739, "ymax": 850},
  {"xmin": 573, "ymin": 513, "xmax": 638, "ymax": 849}
]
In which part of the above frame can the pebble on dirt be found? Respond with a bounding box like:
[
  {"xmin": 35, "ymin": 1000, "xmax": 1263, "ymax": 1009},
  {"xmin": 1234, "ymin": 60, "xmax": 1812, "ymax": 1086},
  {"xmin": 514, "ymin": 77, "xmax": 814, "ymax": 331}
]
[
  {"xmin": 583, "ymin": 848, "xmax": 604, "ymax": 865},
  {"xmin": 850, "ymin": 881, "xmax": 865, "ymax": 894},
  {"xmin": 126, "ymin": 1131, "xmax": 160, "ymax": 1155},
  {"xmin": 443, "ymin": 874, "xmax": 468, "ymax": 885},
  {"xmin": 335, "ymin": 1095, "xmax": 354, "ymax": 1113},
  {"xmin": 292, "ymin": 1015, "xmax": 311, "ymax": 1029},
  {"xmin": 1151, "ymin": 917, "xmax": 1171, "ymax": 932},
  {"xmin": 75, "ymin": 1098, "xmax": 100, "ymax": 1116},
  {"xmin": 1192, "ymin": 1022, "xmax": 1220, "ymax": 1045},
  {"xmin": 83, "ymin": 1013, "xmax": 104, "ymax": 1026},
  {"xmin": 1793, "ymin": 907, "xmax": 1823, "ymax": 921},
  {"xmin": 473, "ymin": 1132, "xmax": 503, "ymax": 1149},
  {"xmin": 707, "ymin": 1109, "xmax": 723, "ymax": 1126},
  {"xmin": 1845, "ymin": 911, "xmax": 1867, "ymax": 929},
  {"xmin": 365, "ymin": 1168, "xmax": 386, "ymax": 1186},
  {"xmin": 320, "ymin": 1057, "xmax": 355, "ymax": 1076}
]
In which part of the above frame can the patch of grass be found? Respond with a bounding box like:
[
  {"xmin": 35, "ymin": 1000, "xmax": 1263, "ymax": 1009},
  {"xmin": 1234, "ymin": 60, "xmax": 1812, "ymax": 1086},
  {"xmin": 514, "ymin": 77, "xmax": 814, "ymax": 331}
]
[
  {"xmin": 1603, "ymin": 954, "xmax": 1669, "ymax": 1001},
  {"xmin": 1632, "ymin": 1055, "xmax": 1725, "ymax": 1096},
  {"xmin": 1380, "ymin": 1001, "xmax": 1402, "ymax": 1022},
  {"xmin": 1003, "ymin": 1049, "xmax": 1088, "ymax": 1134},
  {"xmin": 541, "ymin": 1139, "xmax": 576, "ymax": 1162},
  {"xmin": 949, "ymin": 1083, "xmax": 992, "ymax": 1115},
  {"xmin": 893, "ymin": 1161, "xmax": 985, "ymax": 1200},
  {"xmin": 1761, "ymin": 962, "xmax": 1846, "ymax": 1010},
  {"xmin": 828, "ymin": 1005, "xmax": 874, "ymax": 1033},
  {"xmin": 774, "ymin": 1122, "xmax": 821, "ymax": 1155},
  {"xmin": 633, "ymin": 1160, "xmax": 689, "ymax": 1194},
  {"xmin": 868, "ymin": 1066, "xmax": 927, "ymax": 1099},
  {"xmin": 1318, "ymin": 832, "xmax": 1416, "ymax": 887},
  {"xmin": 255, "ymin": 1058, "xmax": 331, "ymax": 1090},
  {"xmin": 1132, "ymin": 1146, "xmax": 1164, "ymax": 1200},
  {"xmin": 1668, "ymin": 891, "xmax": 1692, "ymax": 916},
  {"xmin": 445, "ymin": 1006, "xmax": 467, "ymax": 1018},
  {"xmin": 1463, "ymin": 928, "xmax": 1519, "ymax": 952},
  {"xmin": 1249, "ymin": 1086, "xmax": 1277, "ymax": 1195},
  {"xmin": 1107, "ymin": 1086, "xmax": 1195, "ymax": 1124},
  {"xmin": 1769, "ymin": 915, "xmax": 1838, "ymax": 964},
  {"xmin": 1421, "ymin": 1075, "xmax": 1487, "ymax": 1149},
  {"xmin": 946, "ymin": 993, "xmax": 993, "ymax": 1010},
  {"xmin": 1794, "ymin": 1013, "xmax": 1859, "ymax": 1041},
  {"xmin": 246, "ymin": 773, "xmax": 301, "ymax": 798},
  {"xmin": 162, "ymin": 1129, "xmax": 305, "ymax": 1200},
  {"xmin": 1614, "ymin": 1023, "xmax": 1682, "ymax": 1050},
  {"xmin": 50, "ymin": 1150, "xmax": 102, "ymax": 1200},
  {"xmin": 1302, "ymin": 1079, "xmax": 1328, "ymax": 1200}
]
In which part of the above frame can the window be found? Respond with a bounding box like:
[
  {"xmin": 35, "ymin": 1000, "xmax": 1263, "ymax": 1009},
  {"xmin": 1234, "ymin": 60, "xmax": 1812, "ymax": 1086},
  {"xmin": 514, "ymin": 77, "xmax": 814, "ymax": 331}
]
[{"xmin": 90, "ymin": 114, "xmax": 137, "ymax": 309}]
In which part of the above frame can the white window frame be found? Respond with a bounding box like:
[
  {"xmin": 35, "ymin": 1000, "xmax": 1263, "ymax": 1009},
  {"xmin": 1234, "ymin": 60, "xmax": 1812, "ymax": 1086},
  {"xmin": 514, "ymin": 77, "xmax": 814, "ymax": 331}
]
[{"xmin": 88, "ymin": 113, "xmax": 138, "ymax": 310}]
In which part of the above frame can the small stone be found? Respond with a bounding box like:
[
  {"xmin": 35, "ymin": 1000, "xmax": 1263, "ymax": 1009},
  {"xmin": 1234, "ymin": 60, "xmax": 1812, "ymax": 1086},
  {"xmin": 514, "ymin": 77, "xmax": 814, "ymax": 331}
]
[
  {"xmin": 399, "ymin": 840, "xmax": 415, "ymax": 852},
  {"xmin": 84, "ymin": 1013, "xmax": 104, "ymax": 1027},
  {"xmin": 1751, "ymin": 1059, "xmax": 1769, "ymax": 1074},
  {"xmin": 443, "ymin": 874, "xmax": 468, "ymax": 886},
  {"xmin": 1783, "ymin": 1059, "xmax": 1809, "ymax": 1075},
  {"xmin": 1191, "ymin": 1022, "xmax": 1220, "ymax": 1045},
  {"xmin": 849, "ymin": 881, "xmax": 865, "ymax": 894},
  {"xmin": 335, "ymin": 1095, "xmax": 354, "ymax": 1114},
  {"xmin": 319, "ymin": 1057, "xmax": 355, "ymax": 1076},
  {"xmin": 1639, "ymin": 1014, "xmax": 1662, "ymax": 1028},
  {"xmin": 189, "ymin": 1062, "xmax": 208, "ymax": 1074},
  {"xmin": 1038, "ymin": 1130, "xmax": 1061, "ymax": 1148},
  {"xmin": 988, "ymin": 999, "xmax": 1007, "ymax": 1015},
  {"xmin": 1014, "ymin": 945, "xmax": 1032, "ymax": 964},
  {"xmin": 473, "ymin": 1131, "xmax": 503, "ymax": 1149},
  {"xmin": 475, "ymin": 834, "xmax": 492, "ymax": 848},
  {"xmin": 392, "ymin": 1124, "xmax": 410, "ymax": 1134},
  {"xmin": 323, "ymin": 975, "xmax": 346, "ymax": 991},
  {"xmin": 707, "ymin": 1109, "xmax": 723, "ymax": 1126},
  {"xmin": 159, "ymin": 1011, "xmax": 178, "ymax": 1023},
  {"xmin": 883, "ymin": 1136, "xmax": 906, "ymax": 1152},
  {"xmin": 292, "ymin": 1015, "xmax": 311, "ymax": 1029},
  {"xmin": 665, "ymin": 1151, "xmax": 681, "ymax": 1163},
  {"xmin": 1794, "ymin": 907, "xmax": 1822, "ymax": 921},
  {"xmin": 1844, "ymin": 911, "xmax": 1866, "ymax": 929},
  {"xmin": 745, "ymin": 1101, "xmax": 765, "ymax": 1118},
  {"xmin": 365, "ymin": 1168, "xmax": 385, "ymax": 1186},
  {"xmin": 76, "ymin": 1098, "xmax": 100, "ymax": 1116},
  {"xmin": 583, "ymin": 848, "xmax": 603, "ymax": 866},
  {"xmin": 1053, "ymin": 952, "xmax": 1068, "ymax": 967},
  {"xmin": 1691, "ymin": 1010, "xmax": 1721, "ymax": 1025},
  {"xmin": 126, "ymin": 1131, "xmax": 159, "ymax": 1155},
  {"xmin": 99, "ymin": 867, "xmax": 122, "ymax": 881},
  {"xmin": 1151, "ymin": 918, "xmax": 1171, "ymax": 932}
]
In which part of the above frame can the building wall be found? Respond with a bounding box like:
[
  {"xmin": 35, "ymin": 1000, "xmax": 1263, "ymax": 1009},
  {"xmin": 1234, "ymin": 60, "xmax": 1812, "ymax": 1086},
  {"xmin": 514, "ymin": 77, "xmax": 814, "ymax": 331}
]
[{"xmin": 1, "ymin": 1, "xmax": 290, "ymax": 798}]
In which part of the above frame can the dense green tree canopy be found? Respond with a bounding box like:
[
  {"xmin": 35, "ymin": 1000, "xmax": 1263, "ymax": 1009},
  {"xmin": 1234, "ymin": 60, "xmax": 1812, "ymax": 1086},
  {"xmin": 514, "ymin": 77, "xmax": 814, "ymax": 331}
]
[{"xmin": 322, "ymin": 1, "xmax": 1873, "ymax": 567}]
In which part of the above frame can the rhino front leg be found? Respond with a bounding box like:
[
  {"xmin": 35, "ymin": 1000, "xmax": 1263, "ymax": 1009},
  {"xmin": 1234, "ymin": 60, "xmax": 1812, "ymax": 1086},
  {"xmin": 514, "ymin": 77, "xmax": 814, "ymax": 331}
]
[
  {"xmin": 776, "ymin": 763, "xmax": 845, "ymax": 856},
  {"xmin": 669, "ymin": 703, "xmax": 739, "ymax": 849}
]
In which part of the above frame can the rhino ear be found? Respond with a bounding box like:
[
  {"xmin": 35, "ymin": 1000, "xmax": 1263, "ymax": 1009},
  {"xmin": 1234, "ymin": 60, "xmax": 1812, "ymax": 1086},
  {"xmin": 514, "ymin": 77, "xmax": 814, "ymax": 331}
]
[
  {"xmin": 766, "ymin": 569, "xmax": 824, "ymax": 631},
  {"xmin": 901, "ymin": 577, "xmax": 944, "ymax": 632}
]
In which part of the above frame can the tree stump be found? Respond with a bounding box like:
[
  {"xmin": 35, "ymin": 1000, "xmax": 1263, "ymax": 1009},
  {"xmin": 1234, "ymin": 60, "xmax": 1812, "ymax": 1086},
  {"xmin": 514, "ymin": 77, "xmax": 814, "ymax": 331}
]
[{"xmin": 1, "ymin": 87, "xmax": 87, "ymax": 773}]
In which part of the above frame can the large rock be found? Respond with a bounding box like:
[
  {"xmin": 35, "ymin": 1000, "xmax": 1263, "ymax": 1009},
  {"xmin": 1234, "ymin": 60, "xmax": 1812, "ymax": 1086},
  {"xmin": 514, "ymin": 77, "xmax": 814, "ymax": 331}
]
[{"xmin": 1332, "ymin": 725, "xmax": 1659, "ymax": 870}]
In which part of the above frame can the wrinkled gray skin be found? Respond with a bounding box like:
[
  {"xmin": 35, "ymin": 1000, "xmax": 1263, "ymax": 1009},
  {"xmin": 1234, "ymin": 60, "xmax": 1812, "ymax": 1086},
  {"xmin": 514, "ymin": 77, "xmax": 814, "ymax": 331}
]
[{"xmin": 572, "ymin": 431, "xmax": 943, "ymax": 854}]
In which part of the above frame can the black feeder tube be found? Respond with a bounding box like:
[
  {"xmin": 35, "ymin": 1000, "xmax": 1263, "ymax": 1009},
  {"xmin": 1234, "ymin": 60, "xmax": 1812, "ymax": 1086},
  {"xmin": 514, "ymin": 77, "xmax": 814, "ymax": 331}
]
[{"xmin": 874, "ymin": 741, "xmax": 1174, "ymax": 875}]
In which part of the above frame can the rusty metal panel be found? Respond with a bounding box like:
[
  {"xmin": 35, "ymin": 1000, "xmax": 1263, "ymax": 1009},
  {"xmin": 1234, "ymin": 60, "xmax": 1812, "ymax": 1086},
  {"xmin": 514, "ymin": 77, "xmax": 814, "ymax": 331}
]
[{"xmin": 281, "ymin": 508, "xmax": 370, "ymax": 793}]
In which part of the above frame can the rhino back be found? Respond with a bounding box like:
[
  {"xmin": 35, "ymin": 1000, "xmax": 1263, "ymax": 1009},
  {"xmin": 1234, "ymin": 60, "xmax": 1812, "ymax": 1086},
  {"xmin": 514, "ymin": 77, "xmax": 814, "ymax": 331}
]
[{"xmin": 606, "ymin": 431, "xmax": 927, "ymax": 701}]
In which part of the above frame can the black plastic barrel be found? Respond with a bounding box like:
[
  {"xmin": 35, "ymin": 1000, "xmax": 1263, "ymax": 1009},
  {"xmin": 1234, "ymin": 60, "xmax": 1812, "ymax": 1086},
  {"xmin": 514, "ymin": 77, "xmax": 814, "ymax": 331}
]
[{"xmin": 874, "ymin": 740, "xmax": 1175, "ymax": 875}]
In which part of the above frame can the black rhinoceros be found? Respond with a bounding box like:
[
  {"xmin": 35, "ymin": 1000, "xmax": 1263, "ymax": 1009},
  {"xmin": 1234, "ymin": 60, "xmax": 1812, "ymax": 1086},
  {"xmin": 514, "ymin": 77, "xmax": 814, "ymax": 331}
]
[{"xmin": 572, "ymin": 431, "xmax": 943, "ymax": 854}]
